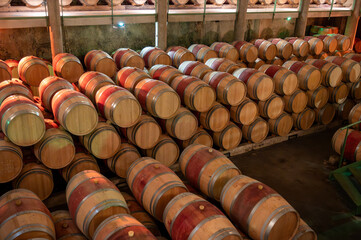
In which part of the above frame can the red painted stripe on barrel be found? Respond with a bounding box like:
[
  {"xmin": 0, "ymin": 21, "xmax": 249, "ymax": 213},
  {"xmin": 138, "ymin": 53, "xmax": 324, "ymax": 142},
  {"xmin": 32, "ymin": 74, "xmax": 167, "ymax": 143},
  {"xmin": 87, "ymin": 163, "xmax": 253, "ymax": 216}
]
[
  {"xmin": 304, "ymin": 36, "xmax": 314, "ymax": 41},
  {"xmin": 152, "ymin": 66, "xmax": 168, "ymax": 80},
  {"xmin": 52, "ymin": 91, "xmax": 86, "ymax": 121},
  {"xmin": 108, "ymin": 225, "xmax": 156, "ymax": 240},
  {"xmin": 183, "ymin": 62, "xmax": 198, "ymax": 75},
  {"xmin": 175, "ymin": 77, "xmax": 197, "ymax": 100},
  {"xmin": 310, "ymin": 59, "xmax": 328, "ymax": 69},
  {"xmin": 114, "ymin": 49, "xmax": 129, "ymax": 68},
  {"xmin": 289, "ymin": 61, "xmax": 306, "ymax": 74},
  {"xmin": 331, "ymin": 57, "xmax": 346, "ymax": 66},
  {"xmin": 317, "ymin": 35, "xmax": 327, "ymax": 41},
  {"xmin": 208, "ymin": 72, "xmax": 228, "ymax": 89},
  {"xmin": 143, "ymin": 48, "xmax": 157, "ymax": 67},
  {"xmin": 236, "ymin": 69, "xmax": 257, "ymax": 84},
  {"xmin": 137, "ymin": 80, "xmax": 162, "ymax": 110},
  {"xmin": 190, "ymin": 45, "xmax": 207, "ymax": 56},
  {"xmin": 344, "ymin": 131, "xmax": 361, "ymax": 162},
  {"xmin": 253, "ymin": 40, "xmax": 265, "ymax": 48},
  {"xmin": 55, "ymin": 219, "xmax": 82, "ymax": 238},
  {"xmin": 210, "ymin": 59, "xmax": 224, "ymax": 71},
  {"xmin": 85, "ymin": 51, "xmax": 98, "ymax": 69},
  {"xmin": 79, "ymin": 72, "xmax": 102, "ymax": 90},
  {"xmin": 117, "ymin": 68, "xmax": 138, "ymax": 87},
  {"xmin": 287, "ymin": 38, "xmax": 298, "ymax": 44},
  {"xmin": 97, "ymin": 86, "xmax": 125, "ymax": 116},
  {"xmin": 233, "ymin": 41, "xmax": 248, "ymax": 50},
  {"xmin": 270, "ymin": 39, "xmax": 282, "ymax": 45},
  {"xmin": 264, "ymin": 65, "xmax": 282, "ymax": 78}
]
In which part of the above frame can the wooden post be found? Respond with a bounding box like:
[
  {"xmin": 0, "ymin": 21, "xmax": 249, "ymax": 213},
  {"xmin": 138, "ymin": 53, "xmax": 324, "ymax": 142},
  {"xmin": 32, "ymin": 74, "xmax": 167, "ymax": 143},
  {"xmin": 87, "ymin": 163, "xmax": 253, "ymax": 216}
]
[
  {"xmin": 47, "ymin": 0, "xmax": 64, "ymax": 59},
  {"xmin": 234, "ymin": 0, "xmax": 249, "ymax": 41},
  {"xmin": 294, "ymin": 0, "xmax": 310, "ymax": 38},
  {"xmin": 157, "ymin": 0, "xmax": 168, "ymax": 50},
  {"xmin": 345, "ymin": 0, "xmax": 361, "ymax": 48}
]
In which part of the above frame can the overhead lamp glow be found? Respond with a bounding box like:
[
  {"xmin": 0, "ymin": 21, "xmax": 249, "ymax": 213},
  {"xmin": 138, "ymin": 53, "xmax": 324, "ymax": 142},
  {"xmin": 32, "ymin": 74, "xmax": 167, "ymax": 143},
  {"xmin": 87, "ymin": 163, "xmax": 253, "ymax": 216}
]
[
  {"xmin": 118, "ymin": 22, "xmax": 125, "ymax": 28},
  {"xmin": 286, "ymin": 17, "xmax": 292, "ymax": 21}
]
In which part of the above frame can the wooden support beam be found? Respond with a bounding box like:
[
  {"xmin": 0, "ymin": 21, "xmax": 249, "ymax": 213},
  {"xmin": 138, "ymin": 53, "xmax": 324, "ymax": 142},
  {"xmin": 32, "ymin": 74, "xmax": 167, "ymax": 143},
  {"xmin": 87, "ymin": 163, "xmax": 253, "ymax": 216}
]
[
  {"xmin": 294, "ymin": 0, "xmax": 310, "ymax": 38},
  {"xmin": 157, "ymin": 0, "xmax": 168, "ymax": 50},
  {"xmin": 345, "ymin": 0, "xmax": 361, "ymax": 48},
  {"xmin": 234, "ymin": 0, "xmax": 249, "ymax": 41},
  {"xmin": 47, "ymin": 0, "xmax": 64, "ymax": 59}
]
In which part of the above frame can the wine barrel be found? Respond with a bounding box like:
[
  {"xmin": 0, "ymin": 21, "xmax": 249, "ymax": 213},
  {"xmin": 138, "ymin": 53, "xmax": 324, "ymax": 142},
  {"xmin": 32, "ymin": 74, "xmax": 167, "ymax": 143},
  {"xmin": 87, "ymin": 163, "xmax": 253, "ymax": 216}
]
[
  {"xmin": 84, "ymin": 50, "xmax": 117, "ymax": 78},
  {"xmin": 53, "ymin": 53, "xmax": 84, "ymax": 83},
  {"xmin": 259, "ymin": 0, "xmax": 273, "ymax": 4},
  {"xmin": 171, "ymin": 75, "xmax": 216, "ymax": 112},
  {"xmin": 39, "ymin": 76, "xmax": 75, "ymax": 111},
  {"xmin": 113, "ymin": 48, "xmax": 145, "ymax": 70},
  {"xmin": 332, "ymin": 34, "xmax": 351, "ymax": 51},
  {"xmin": 267, "ymin": 57, "xmax": 284, "ymax": 66},
  {"xmin": 197, "ymin": 102, "xmax": 230, "ymax": 132},
  {"xmin": 247, "ymin": 58, "xmax": 266, "ymax": 69},
  {"xmin": 306, "ymin": 85, "xmax": 329, "ymax": 109},
  {"xmin": 233, "ymin": 68, "xmax": 275, "ymax": 101},
  {"xmin": 328, "ymin": 83, "xmax": 349, "ymax": 103},
  {"xmin": 0, "ymin": 95, "xmax": 45, "ymax": 146},
  {"xmin": 179, "ymin": 127, "xmax": 213, "ymax": 149},
  {"xmin": 179, "ymin": 144, "xmax": 241, "ymax": 200},
  {"xmin": 344, "ymin": 52, "xmax": 361, "ymax": 64},
  {"xmin": 258, "ymin": 64, "xmax": 298, "ymax": 96},
  {"xmin": 127, "ymin": 157, "xmax": 188, "ymax": 221},
  {"xmin": 18, "ymin": 56, "xmax": 50, "ymax": 86},
  {"xmin": 292, "ymin": 219, "xmax": 317, "ymax": 240},
  {"xmin": 349, "ymin": 103, "xmax": 361, "ymax": 129},
  {"xmin": 208, "ymin": 0, "xmax": 226, "ymax": 5},
  {"xmin": 0, "ymin": 0, "xmax": 11, "ymax": 7},
  {"xmin": 178, "ymin": 61, "xmax": 213, "ymax": 79},
  {"xmin": 34, "ymin": 119, "xmax": 75, "ymax": 169},
  {"xmin": 140, "ymin": 47, "xmax": 172, "ymax": 68},
  {"xmin": 315, "ymin": 103, "xmax": 335, "ymax": 125},
  {"xmin": 251, "ymin": 39, "xmax": 277, "ymax": 61},
  {"xmin": 283, "ymin": 61, "xmax": 321, "ymax": 91},
  {"xmin": 59, "ymin": 0, "xmax": 74, "ymax": 6},
  {"xmin": 22, "ymin": 0, "xmax": 45, "ymax": 7},
  {"xmin": 210, "ymin": 42, "xmax": 240, "ymax": 62},
  {"xmin": 66, "ymin": 170, "xmax": 129, "ymax": 238},
  {"xmin": 145, "ymin": 134, "xmax": 179, "ymax": 166},
  {"xmin": 5, "ymin": 59, "xmax": 19, "ymax": 78},
  {"xmin": 93, "ymin": 214, "xmax": 157, "ymax": 240},
  {"xmin": 317, "ymin": 35, "xmax": 338, "ymax": 53},
  {"xmin": 0, "ymin": 78, "xmax": 33, "ymax": 105},
  {"xmin": 268, "ymin": 112, "xmax": 293, "ymax": 136},
  {"xmin": 52, "ymin": 210, "xmax": 87, "ymax": 240},
  {"xmin": 95, "ymin": 85, "xmax": 141, "ymax": 128},
  {"xmin": 203, "ymin": 71, "xmax": 246, "ymax": 106},
  {"xmin": 80, "ymin": 120, "xmax": 121, "ymax": 159},
  {"xmin": 0, "ymin": 133, "xmax": 23, "ymax": 183},
  {"xmin": 122, "ymin": 192, "xmax": 161, "ymax": 236},
  {"xmin": 335, "ymin": 98, "xmax": 355, "ymax": 120},
  {"xmin": 116, "ymin": 67, "xmax": 151, "ymax": 92},
  {"xmin": 188, "ymin": 44, "xmax": 218, "ymax": 63},
  {"xmin": 285, "ymin": 37, "xmax": 310, "ymax": 57},
  {"xmin": 149, "ymin": 64, "xmax": 183, "ymax": 84},
  {"xmin": 0, "ymin": 189, "xmax": 55, "ymax": 240},
  {"xmin": 317, "ymin": 52, "xmax": 329, "ymax": 60},
  {"xmin": 242, "ymin": 117, "xmax": 269, "ymax": 143},
  {"xmin": 305, "ymin": 59, "xmax": 342, "ymax": 87},
  {"xmin": 134, "ymin": 79, "xmax": 180, "ymax": 119},
  {"xmin": 167, "ymin": 46, "xmax": 196, "ymax": 68},
  {"xmin": 259, "ymin": 94, "xmax": 285, "ymax": 119},
  {"xmin": 79, "ymin": 0, "xmax": 99, "ymax": 5},
  {"xmin": 78, "ymin": 71, "xmax": 114, "ymax": 103},
  {"xmin": 124, "ymin": 114, "xmax": 161, "ymax": 149},
  {"xmin": 292, "ymin": 108, "xmax": 315, "ymax": 130},
  {"xmin": 288, "ymin": 0, "xmax": 300, "ymax": 3},
  {"xmin": 220, "ymin": 175, "xmax": 300, "ymax": 240},
  {"xmin": 348, "ymin": 81, "xmax": 361, "ymax": 100},
  {"xmin": 325, "ymin": 56, "xmax": 361, "ymax": 83},
  {"xmin": 283, "ymin": 89, "xmax": 308, "ymax": 113},
  {"xmin": 268, "ymin": 38, "xmax": 293, "ymax": 59},
  {"xmin": 164, "ymin": 192, "xmax": 242, "ymax": 240},
  {"xmin": 230, "ymin": 97, "xmax": 259, "ymax": 125},
  {"xmin": 52, "ymin": 89, "xmax": 98, "ymax": 136},
  {"xmin": 333, "ymin": 51, "xmax": 342, "ymax": 57},
  {"xmin": 0, "ymin": 60, "xmax": 11, "ymax": 82},
  {"xmin": 128, "ymin": 0, "xmax": 147, "ymax": 5},
  {"xmin": 288, "ymin": 55, "xmax": 299, "ymax": 61},
  {"xmin": 332, "ymin": 128, "xmax": 361, "ymax": 161},
  {"xmin": 304, "ymin": 36, "xmax": 324, "ymax": 55},
  {"xmin": 205, "ymin": 58, "xmax": 243, "ymax": 74},
  {"xmin": 107, "ymin": 142, "xmax": 140, "ymax": 178},
  {"xmin": 212, "ymin": 122, "xmax": 242, "ymax": 150},
  {"xmin": 232, "ymin": 41, "xmax": 258, "ymax": 63},
  {"xmin": 13, "ymin": 162, "xmax": 54, "ymax": 200}
]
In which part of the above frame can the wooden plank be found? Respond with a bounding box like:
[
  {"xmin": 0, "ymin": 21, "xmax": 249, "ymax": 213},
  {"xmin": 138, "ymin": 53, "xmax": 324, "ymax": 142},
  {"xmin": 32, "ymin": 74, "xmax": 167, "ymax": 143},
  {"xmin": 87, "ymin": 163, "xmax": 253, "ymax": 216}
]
[
  {"xmin": 294, "ymin": 0, "xmax": 310, "ymax": 37},
  {"xmin": 334, "ymin": 173, "xmax": 361, "ymax": 207},
  {"xmin": 47, "ymin": 0, "xmax": 64, "ymax": 58},
  {"xmin": 234, "ymin": 0, "xmax": 249, "ymax": 41},
  {"xmin": 157, "ymin": 0, "xmax": 168, "ymax": 50}
]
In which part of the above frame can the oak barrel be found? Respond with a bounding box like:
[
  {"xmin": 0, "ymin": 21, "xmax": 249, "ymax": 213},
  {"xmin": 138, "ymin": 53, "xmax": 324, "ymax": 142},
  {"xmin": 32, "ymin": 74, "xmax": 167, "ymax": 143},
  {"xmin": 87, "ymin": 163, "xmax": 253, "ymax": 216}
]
[
  {"xmin": 283, "ymin": 89, "xmax": 307, "ymax": 113},
  {"xmin": 39, "ymin": 76, "xmax": 75, "ymax": 111},
  {"xmin": 285, "ymin": 37, "xmax": 310, "ymax": 57},
  {"xmin": 18, "ymin": 56, "xmax": 50, "ymax": 86},
  {"xmin": 333, "ymin": 34, "xmax": 351, "ymax": 51},
  {"xmin": 332, "ymin": 128, "xmax": 361, "ymax": 162},
  {"xmin": 348, "ymin": 103, "xmax": 361, "ymax": 129},
  {"xmin": 167, "ymin": 46, "xmax": 196, "ymax": 68},
  {"xmin": 178, "ymin": 60, "xmax": 213, "ymax": 79},
  {"xmin": 0, "ymin": 95, "xmax": 45, "ymax": 146},
  {"xmin": 304, "ymin": 36, "xmax": 324, "ymax": 55},
  {"xmin": 233, "ymin": 68, "xmax": 275, "ymax": 101},
  {"xmin": 212, "ymin": 122, "xmax": 242, "ymax": 150},
  {"xmin": 232, "ymin": 41, "xmax": 258, "ymax": 63},
  {"xmin": 178, "ymin": 127, "xmax": 213, "ymax": 149},
  {"xmin": 163, "ymin": 192, "xmax": 242, "ymax": 240},
  {"xmin": 292, "ymin": 108, "xmax": 315, "ymax": 130},
  {"xmin": 251, "ymin": 39, "xmax": 277, "ymax": 61},
  {"xmin": 0, "ymin": 78, "xmax": 33, "ymax": 105},
  {"xmin": 197, "ymin": 101, "xmax": 230, "ymax": 132},
  {"xmin": 128, "ymin": 0, "xmax": 147, "ymax": 5},
  {"xmin": 78, "ymin": 71, "xmax": 114, "ymax": 103},
  {"xmin": 34, "ymin": 119, "xmax": 75, "ymax": 169},
  {"xmin": 306, "ymin": 85, "xmax": 329, "ymax": 109},
  {"xmin": 230, "ymin": 97, "xmax": 259, "ymax": 125},
  {"xmin": 283, "ymin": 61, "xmax": 321, "ymax": 91},
  {"xmin": 52, "ymin": 210, "xmax": 86, "ymax": 240},
  {"xmin": 113, "ymin": 48, "xmax": 145, "ymax": 70},
  {"xmin": 171, "ymin": 75, "xmax": 216, "ymax": 112},
  {"xmin": 0, "ymin": 189, "xmax": 55, "ymax": 240},
  {"xmin": 0, "ymin": 132, "xmax": 23, "ymax": 183},
  {"xmin": 179, "ymin": 144, "xmax": 241, "ymax": 200},
  {"xmin": 267, "ymin": 57, "xmax": 284, "ymax": 66},
  {"xmin": 84, "ymin": 50, "xmax": 117, "ymax": 78},
  {"xmin": 268, "ymin": 38, "xmax": 293, "ymax": 59},
  {"xmin": 335, "ymin": 98, "xmax": 355, "ymax": 120},
  {"xmin": 325, "ymin": 56, "xmax": 361, "ymax": 83},
  {"xmin": 317, "ymin": 35, "xmax": 338, "ymax": 53},
  {"xmin": 53, "ymin": 53, "xmax": 84, "ymax": 83},
  {"xmin": 205, "ymin": 58, "xmax": 243, "ymax": 74},
  {"xmin": 210, "ymin": 42, "xmax": 240, "ymax": 62},
  {"xmin": 51, "ymin": 89, "xmax": 98, "ymax": 136},
  {"xmin": 328, "ymin": 83, "xmax": 349, "ymax": 103},
  {"xmin": 134, "ymin": 79, "xmax": 180, "ymax": 119},
  {"xmin": 188, "ymin": 44, "xmax": 218, "ymax": 63},
  {"xmin": 5, "ymin": 59, "xmax": 19, "ymax": 78},
  {"xmin": 247, "ymin": 58, "xmax": 266, "ymax": 69},
  {"xmin": 242, "ymin": 117, "xmax": 269, "ymax": 143},
  {"xmin": 13, "ymin": 162, "xmax": 54, "ymax": 200},
  {"xmin": 145, "ymin": 134, "xmax": 179, "ymax": 167},
  {"xmin": 127, "ymin": 157, "xmax": 188, "ymax": 221},
  {"xmin": 292, "ymin": 219, "xmax": 317, "ymax": 240},
  {"xmin": 258, "ymin": 93, "xmax": 285, "ymax": 119},
  {"xmin": 315, "ymin": 103, "xmax": 335, "ymax": 125},
  {"xmin": 344, "ymin": 52, "xmax": 361, "ymax": 63},
  {"xmin": 140, "ymin": 47, "xmax": 172, "ymax": 68},
  {"xmin": 149, "ymin": 64, "xmax": 183, "ymax": 84},
  {"xmin": 66, "ymin": 170, "xmax": 129, "ymax": 238},
  {"xmin": 116, "ymin": 67, "xmax": 151, "ymax": 92},
  {"xmin": 305, "ymin": 59, "xmax": 342, "ymax": 87},
  {"xmin": 79, "ymin": 0, "xmax": 100, "ymax": 5},
  {"xmin": 348, "ymin": 81, "xmax": 361, "ymax": 100},
  {"xmin": 0, "ymin": 60, "xmax": 11, "ymax": 82},
  {"xmin": 203, "ymin": 71, "xmax": 246, "ymax": 106},
  {"xmin": 220, "ymin": 175, "xmax": 300, "ymax": 240},
  {"xmin": 258, "ymin": 64, "xmax": 298, "ymax": 96},
  {"xmin": 268, "ymin": 112, "xmax": 293, "ymax": 136}
]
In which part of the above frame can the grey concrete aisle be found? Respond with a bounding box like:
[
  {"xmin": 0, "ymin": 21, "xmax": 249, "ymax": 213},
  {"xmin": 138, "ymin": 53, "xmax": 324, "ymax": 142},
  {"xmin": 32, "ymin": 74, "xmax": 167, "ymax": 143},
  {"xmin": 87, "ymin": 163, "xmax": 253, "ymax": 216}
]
[{"xmin": 230, "ymin": 128, "xmax": 361, "ymax": 240}]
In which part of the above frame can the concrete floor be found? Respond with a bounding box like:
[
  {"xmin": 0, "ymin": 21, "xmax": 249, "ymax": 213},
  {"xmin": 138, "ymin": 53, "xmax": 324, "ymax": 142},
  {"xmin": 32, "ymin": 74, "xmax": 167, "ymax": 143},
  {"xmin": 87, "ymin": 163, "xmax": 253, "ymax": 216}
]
[{"xmin": 230, "ymin": 128, "xmax": 361, "ymax": 240}]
